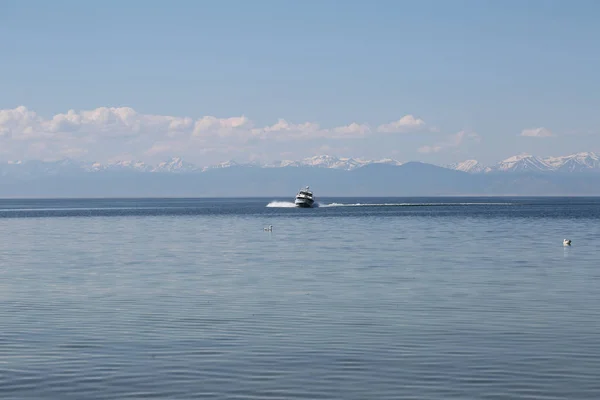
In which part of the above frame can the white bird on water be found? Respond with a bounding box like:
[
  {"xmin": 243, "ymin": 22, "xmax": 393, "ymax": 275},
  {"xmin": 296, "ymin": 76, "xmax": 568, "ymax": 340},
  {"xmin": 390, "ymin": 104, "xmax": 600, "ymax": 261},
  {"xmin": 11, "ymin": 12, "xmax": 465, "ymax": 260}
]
[
  {"xmin": 563, "ymin": 239, "xmax": 571, "ymax": 246},
  {"xmin": 264, "ymin": 225, "xmax": 273, "ymax": 231}
]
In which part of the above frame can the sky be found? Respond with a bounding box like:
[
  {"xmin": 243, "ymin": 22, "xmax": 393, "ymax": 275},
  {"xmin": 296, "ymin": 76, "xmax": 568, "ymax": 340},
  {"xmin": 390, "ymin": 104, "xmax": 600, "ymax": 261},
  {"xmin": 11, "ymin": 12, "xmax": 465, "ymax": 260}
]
[{"xmin": 1, "ymin": 0, "xmax": 599, "ymax": 167}]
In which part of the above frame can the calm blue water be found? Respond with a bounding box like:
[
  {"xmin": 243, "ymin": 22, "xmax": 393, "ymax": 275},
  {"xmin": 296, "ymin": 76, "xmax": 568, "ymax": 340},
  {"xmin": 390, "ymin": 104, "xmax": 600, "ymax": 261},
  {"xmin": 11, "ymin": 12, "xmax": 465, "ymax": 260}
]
[{"xmin": 1, "ymin": 197, "xmax": 600, "ymax": 399}]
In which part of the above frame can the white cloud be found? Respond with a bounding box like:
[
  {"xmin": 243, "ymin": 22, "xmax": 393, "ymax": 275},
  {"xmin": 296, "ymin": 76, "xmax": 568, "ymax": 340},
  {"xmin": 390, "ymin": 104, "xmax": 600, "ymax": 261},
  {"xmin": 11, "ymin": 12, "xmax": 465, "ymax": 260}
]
[
  {"xmin": 418, "ymin": 145, "xmax": 442, "ymax": 154},
  {"xmin": 377, "ymin": 115, "xmax": 426, "ymax": 133},
  {"xmin": 418, "ymin": 130, "xmax": 480, "ymax": 154},
  {"xmin": 0, "ymin": 106, "xmax": 45, "ymax": 140},
  {"xmin": 450, "ymin": 130, "xmax": 481, "ymax": 146},
  {"xmin": 145, "ymin": 142, "xmax": 178, "ymax": 157},
  {"xmin": 193, "ymin": 115, "xmax": 251, "ymax": 137},
  {"xmin": 331, "ymin": 122, "xmax": 371, "ymax": 137},
  {"xmin": 521, "ymin": 127, "xmax": 554, "ymax": 137},
  {"xmin": 250, "ymin": 120, "xmax": 370, "ymax": 140},
  {"xmin": 0, "ymin": 105, "xmax": 432, "ymax": 163},
  {"xmin": 251, "ymin": 119, "xmax": 321, "ymax": 140}
]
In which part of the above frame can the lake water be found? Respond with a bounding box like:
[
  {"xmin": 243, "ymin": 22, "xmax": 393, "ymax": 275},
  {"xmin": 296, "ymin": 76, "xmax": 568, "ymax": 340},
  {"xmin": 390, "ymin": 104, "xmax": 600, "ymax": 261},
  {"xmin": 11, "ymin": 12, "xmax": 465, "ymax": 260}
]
[{"xmin": 1, "ymin": 197, "xmax": 600, "ymax": 399}]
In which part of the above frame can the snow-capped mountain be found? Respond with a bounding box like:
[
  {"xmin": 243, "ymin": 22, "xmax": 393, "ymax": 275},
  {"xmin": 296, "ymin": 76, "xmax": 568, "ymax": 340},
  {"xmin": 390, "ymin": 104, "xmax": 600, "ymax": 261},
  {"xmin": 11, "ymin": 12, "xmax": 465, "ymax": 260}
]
[
  {"xmin": 89, "ymin": 160, "xmax": 151, "ymax": 172},
  {"xmin": 202, "ymin": 160, "xmax": 240, "ymax": 171},
  {"xmin": 543, "ymin": 152, "xmax": 600, "ymax": 172},
  {"xmin": 0, "ymin": 158, "xmax": 91, "ymax": 177},
  {"xmin": 0, "ymin": 155, "xmax": 406, "ymax": 179},
  {"xmin": 302, "ymin": 155, "xmax": 366, "ymax": 169},
  {"xmin": 3, "ymin": 152, "xmax": 600, "ymax": 179},
  {"xmin": 267, "ymin": 155, "xmax": 402, "ymax": 170},
  {"xmin": 447, "ymin": 160, "xmax": 491, "ymax": 173},
  {"xmin": 495, "ymin": 154, "xmax": 552, "ymax": 172},
  {"xmin": 447, "ymin": 152, "xmax": 600, "ymax": 173},
  {"xmin": 153, "ymin": 157, "xmax": 199, "ymax": 173},
  {"xmin": 201, "ymin": 160, "xmax": 267, "ymax": 171},
  {"xmin": 87, "ymin": 157, "xmax": 200, "ymax": 173},
  {"xmin": 267, "ymin": 155, "xmax": 367, "ymax": 170},
  {"xmin": 371, "ymin": 158, "xmax": 404, "ymax": 167}
]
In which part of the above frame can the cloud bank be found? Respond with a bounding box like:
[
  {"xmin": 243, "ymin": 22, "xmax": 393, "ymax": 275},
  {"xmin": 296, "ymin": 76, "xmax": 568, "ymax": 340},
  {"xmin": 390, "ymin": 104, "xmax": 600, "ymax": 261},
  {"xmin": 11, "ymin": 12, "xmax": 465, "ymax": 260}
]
[
  {"xmin": 0, "ymin": 106, "xmax": 431, "ymax": 163},
  {"xmin": 418, "ymin": 130, "xmax": 480, "ymax": 154},
  {"xmin": 521, "ymin": 127, "xmax": 554, "ymax": 138},
  {"xmin": 376, "ymin": 115, "xmax": 426, "ymax": 133}
]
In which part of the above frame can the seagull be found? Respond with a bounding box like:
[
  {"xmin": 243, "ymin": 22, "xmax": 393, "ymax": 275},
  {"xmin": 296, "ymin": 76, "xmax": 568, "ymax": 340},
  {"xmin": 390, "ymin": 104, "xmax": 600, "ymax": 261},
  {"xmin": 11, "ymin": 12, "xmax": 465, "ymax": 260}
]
[
  {"xmin": 264, "ymin": 225, "xmax": 273, "ymax": 231},
  {"xmin": 563, "ymin": 239, "xmax": 571, "ymax": 246}
]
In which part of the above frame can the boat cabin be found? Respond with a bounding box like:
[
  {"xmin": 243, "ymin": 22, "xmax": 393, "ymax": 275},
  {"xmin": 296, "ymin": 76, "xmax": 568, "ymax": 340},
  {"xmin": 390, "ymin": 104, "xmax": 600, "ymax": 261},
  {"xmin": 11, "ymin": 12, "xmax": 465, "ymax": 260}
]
[{"xmin": 297, "ymin": 186, "xmax": 313, "ymax": 197}]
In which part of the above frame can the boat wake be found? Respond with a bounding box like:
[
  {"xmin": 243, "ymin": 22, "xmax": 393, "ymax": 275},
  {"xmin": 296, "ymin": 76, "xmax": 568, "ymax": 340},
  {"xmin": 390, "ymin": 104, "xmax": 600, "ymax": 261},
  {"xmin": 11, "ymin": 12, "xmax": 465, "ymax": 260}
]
[
  {"xmin": 318, "ymin": 202, "xmax": 512, "ymax": 207},
  {"xmin": 266, "ymin": 201, "xmax": 512, "ymax": 208},
  {"xmin": 265, "ymin": 201, "xmax": 298, "ymax": 208}
]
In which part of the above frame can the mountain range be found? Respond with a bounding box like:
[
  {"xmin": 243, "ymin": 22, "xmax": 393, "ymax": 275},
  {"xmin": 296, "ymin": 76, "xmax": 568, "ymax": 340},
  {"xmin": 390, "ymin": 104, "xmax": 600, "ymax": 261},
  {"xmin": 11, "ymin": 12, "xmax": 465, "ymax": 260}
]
[
  {"xmin": 448, "ymin": 152, "xmax": 600, "ymax": 174},
  {"xmin": 1, "ymin": 152, "xmax": 600, "ymax": 197},
  {"xmin": 2, "ymin": 152, "xmax": 599, "ymax": 175}
]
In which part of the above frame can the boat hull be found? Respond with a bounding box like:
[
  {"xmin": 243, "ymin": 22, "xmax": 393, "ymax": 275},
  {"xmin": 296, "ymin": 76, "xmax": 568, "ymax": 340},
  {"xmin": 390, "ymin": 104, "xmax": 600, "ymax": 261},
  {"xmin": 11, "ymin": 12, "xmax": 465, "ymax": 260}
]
[{"xmin": 295, "ymin": 198, "xmax": 315, "ymax": 208}]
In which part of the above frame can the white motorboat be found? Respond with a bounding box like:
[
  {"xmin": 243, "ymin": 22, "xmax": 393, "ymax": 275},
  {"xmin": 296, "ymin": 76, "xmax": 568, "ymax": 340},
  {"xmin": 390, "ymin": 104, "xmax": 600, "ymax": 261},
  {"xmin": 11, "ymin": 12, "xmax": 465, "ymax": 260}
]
[{"xmin": 294, "ymin": 186, "xmax": 315, "ymax": 208}]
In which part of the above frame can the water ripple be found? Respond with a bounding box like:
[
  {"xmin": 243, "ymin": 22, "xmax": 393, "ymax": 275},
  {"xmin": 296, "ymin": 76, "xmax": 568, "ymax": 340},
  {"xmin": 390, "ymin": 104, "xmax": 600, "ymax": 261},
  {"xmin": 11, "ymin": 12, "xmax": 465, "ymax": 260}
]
[{"xmin": 1, "ymin": 199, "xmax": 600, "ymax": 398}]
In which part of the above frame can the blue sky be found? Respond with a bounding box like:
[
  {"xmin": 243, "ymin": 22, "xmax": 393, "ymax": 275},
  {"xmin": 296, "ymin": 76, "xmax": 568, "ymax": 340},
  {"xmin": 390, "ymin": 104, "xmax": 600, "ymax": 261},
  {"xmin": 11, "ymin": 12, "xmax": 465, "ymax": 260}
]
[{"xmin": 1, "ymin": 0, "xmax": 599, "ymax": 166}]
